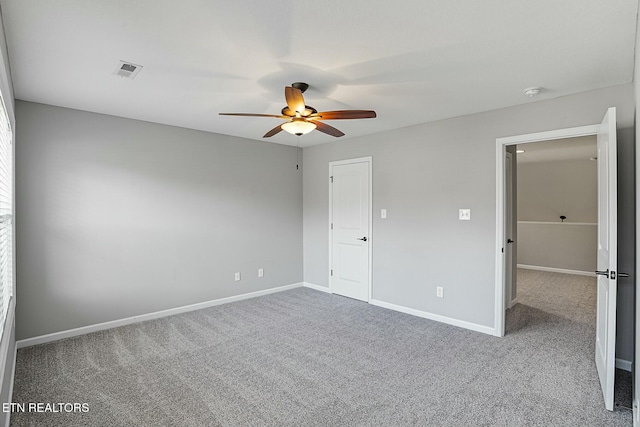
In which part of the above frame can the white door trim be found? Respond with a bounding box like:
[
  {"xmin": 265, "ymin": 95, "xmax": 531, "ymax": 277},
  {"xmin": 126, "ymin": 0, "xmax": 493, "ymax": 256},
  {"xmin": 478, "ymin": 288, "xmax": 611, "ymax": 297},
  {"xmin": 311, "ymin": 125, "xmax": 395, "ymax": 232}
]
[
  {"xmin": 494, "ymin": 124, "xmax": 599, "ymax": 337},
  {"xmin": 505, "ymin": 151, "xmax": 514, "ymax": 310},
  {"xmin": 328, "ymin": 156, "xmax": 373, "ymax": 302}
]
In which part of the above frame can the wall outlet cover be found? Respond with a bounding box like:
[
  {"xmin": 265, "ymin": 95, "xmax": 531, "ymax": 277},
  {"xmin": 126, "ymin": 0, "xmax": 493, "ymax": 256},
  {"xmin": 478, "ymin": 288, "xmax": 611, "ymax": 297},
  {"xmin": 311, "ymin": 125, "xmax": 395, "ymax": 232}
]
[{"xmin": 459, "ymin": 209, "xmax": 471, "ymax": 220}]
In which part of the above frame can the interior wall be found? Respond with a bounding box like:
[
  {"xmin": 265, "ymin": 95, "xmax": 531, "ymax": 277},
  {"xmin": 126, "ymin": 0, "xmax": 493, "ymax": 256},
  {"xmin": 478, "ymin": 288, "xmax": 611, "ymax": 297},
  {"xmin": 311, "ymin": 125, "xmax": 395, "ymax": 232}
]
[
  {"xmin": 516, "ymin": 157, "xmax": 597, "ymax": 272},
  {"xmin": 517, "ymin": 223, "xmax": 596, "ymax": 272},
  {"xmin": 617, "ymin": 126, "xmax": 635, "ymax": 366},
  {"xmin": 517, "ymin": 158, "xmax": 597, "ymax": 223},
  {"xmin": 15, "ymin": 101, "xmax": 303, "ymax": 340},
  {"xmin": 0, "ymin": 7, "xmax": 13, "ymax": 129},
  {"xmin": 303, "ymin": 84, "xmax": 634, "ymax": 337}
]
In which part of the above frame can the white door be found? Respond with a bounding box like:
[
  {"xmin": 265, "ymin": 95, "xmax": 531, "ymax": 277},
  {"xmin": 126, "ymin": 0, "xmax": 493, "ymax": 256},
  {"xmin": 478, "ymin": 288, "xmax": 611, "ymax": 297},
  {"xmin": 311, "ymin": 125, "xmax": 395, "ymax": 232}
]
[
  {"xmin": 505, "ymin": 152, "xmax": 514, "ymax": 309},
  {"xmin": 595, "ymin": 107, "xmax": 617, "ymax": 411},
  {"xmin": 330, "ymin": 159, "xmax": 371, "ymax": 302}
]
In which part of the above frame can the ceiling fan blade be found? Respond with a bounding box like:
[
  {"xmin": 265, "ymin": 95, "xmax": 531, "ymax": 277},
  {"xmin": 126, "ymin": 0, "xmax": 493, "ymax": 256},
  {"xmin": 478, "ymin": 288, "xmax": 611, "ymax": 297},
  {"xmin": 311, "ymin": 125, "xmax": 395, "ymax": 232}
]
[
  {"xmin": 310, "ymin": 110, "xmax": 377, "ymax": 120},
  {"xmin": 263, "ymin": 124, "xmax": 284, "ymax": 138},
  {"xmin": 314, "ymin": 121, "xmax": 345, "ymax": 137},
  {"xmin": 285, "ymin": 86, "xmax": 306, "ymax": 115},
  {"xmin": 219, "ymin": 113, "xmax": 288, "ymax": 119}
]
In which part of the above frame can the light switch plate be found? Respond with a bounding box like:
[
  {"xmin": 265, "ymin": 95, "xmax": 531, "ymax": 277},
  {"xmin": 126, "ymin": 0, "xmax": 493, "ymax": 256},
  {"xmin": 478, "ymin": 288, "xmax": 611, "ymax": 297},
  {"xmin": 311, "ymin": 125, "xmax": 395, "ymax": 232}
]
[
  {"xmin": 381, "ymin": 209, "xmax": 387, "ymax": 219},
  {"xmin": 459, "ymin": 209, "xmax": 471, "ymax": 220}
]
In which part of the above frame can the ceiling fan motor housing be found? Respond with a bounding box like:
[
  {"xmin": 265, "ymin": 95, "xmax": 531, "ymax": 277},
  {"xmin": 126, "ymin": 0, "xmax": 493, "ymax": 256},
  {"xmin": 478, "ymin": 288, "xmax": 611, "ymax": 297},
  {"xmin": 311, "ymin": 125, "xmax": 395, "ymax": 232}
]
[{"xmin": 291, "ymin": 82, "xmax": 309, "ymax": 93}]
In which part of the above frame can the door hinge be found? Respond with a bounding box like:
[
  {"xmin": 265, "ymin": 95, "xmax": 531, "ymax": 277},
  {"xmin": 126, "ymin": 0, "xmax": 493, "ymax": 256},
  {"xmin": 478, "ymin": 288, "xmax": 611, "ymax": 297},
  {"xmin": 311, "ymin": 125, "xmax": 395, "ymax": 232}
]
[
  {"xmin": 331, "ymin": 269, "xmax": 333, "ymax": 276},
  {"xmin": 501, "ymin": 247, "xmax": 504, "ymax": 253},
  {"xmin": 330, "ymin": 176, "xmax": 333, "ymax": 183}
]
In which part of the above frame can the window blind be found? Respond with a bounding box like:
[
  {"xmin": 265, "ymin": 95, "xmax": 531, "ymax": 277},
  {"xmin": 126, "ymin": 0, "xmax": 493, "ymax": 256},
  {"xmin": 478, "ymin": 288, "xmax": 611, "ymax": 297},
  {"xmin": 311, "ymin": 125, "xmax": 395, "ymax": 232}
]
[{"xmin": 0, "ymin": 93, "xmax": 12, "ymax": 342}]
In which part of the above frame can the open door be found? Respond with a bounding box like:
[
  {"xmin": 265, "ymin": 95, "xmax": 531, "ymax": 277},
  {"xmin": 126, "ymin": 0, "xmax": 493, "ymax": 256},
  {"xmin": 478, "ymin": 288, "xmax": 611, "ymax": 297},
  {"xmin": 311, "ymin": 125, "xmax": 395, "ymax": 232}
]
[{"xmin": 595, "ymin": 107, "xmax": 617, "ymax": 411}]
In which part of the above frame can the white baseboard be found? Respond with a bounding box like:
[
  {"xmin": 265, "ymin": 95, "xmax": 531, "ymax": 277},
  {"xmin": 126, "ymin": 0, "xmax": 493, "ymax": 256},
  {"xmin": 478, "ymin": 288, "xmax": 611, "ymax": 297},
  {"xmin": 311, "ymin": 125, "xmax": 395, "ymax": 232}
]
[
  {"xmin": 303, "ymin": 282, "xmax": 331, "ymax": 293},
  {"xmin": 370, "ymin": 299, "xmax": 497, "ymax": 336},
  {"xmin": 517, "ymin": 264, "xmax": 595, "ymax": 277},
  {"xmin": 508, "ymin": 298, "xmax": 518, "ymax": 309},
  {"xmin": 17, "ymin": 282, "xmax": 304, "ymax": 349},
  {"xmin": 616, "ymin": 358, "xmax": 632, "ymax": 372}
]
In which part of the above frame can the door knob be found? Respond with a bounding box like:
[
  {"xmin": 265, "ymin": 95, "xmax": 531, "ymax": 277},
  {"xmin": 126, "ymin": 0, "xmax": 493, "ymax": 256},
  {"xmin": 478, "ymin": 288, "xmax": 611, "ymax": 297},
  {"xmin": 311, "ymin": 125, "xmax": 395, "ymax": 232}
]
[
  {"xmin": 357, "ymin": 237, "xmax": 368, "ymax": 242},
  {"xmin": 507, "ymin": 239, "xmax": 514, "ymax": 244},
  {"xmin": 595, "ymin": 269, "xmax": 609, "ymax": 278},
  {"xmin": 618, "ymin": 272, "xmax": 630, "ymax": 278}
]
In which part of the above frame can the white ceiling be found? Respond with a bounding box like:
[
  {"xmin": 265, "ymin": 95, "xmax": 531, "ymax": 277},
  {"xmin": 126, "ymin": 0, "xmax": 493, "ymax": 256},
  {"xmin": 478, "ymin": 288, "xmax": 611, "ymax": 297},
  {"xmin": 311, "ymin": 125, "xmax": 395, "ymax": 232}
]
[
  {"xmin": 516, "ymin": 136, "xmax": 597, "ymax": 164},
  {"xmin": 1, "ymin": 0, "xmax": 637, "ymax": 146}
]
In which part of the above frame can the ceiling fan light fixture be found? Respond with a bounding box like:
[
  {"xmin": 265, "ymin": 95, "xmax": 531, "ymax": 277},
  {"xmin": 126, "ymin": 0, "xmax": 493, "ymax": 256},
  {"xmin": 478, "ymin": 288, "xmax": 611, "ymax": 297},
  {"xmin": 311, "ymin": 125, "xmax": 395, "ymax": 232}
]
[{"xmin": 281, "ymin": 120, "xmax": 316, "ymax": 136}]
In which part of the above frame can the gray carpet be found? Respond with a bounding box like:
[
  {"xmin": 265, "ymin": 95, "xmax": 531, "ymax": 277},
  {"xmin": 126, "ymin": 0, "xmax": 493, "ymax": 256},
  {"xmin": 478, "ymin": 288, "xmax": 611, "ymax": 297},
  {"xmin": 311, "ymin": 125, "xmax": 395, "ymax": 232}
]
[{"xmin": 11, "ymin": 270, "xmax": 632, "ymax": 426}]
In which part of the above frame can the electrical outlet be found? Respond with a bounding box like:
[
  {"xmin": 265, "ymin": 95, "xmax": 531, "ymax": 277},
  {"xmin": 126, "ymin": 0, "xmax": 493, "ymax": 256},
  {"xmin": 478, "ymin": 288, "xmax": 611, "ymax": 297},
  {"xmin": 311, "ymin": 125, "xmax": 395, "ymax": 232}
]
[
  {"xmin": 436, "ymin": 286, "xmax": 444, "ymax": 298},
  {"xmin": 258, "ymin": 268, "xmax": 264, "ymax": 278},
  {"xmin": 234, "ymin": 272, "xmax": 241, "ymax": 281}
]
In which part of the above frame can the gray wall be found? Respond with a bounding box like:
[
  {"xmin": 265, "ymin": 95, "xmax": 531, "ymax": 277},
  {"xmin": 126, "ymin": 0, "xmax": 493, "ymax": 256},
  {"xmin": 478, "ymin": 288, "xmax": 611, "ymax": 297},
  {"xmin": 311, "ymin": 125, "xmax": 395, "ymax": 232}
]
[
  {"xmin": 303, "ymin": 84, "xmax": 635, "ymax": 347},
  {"xmin": 517, "ymin": 223, "xmax": 596, "ymax": 272},
  {"xmin": 15, "ymin": 101, "xmax": 303, "ymax": 340},
  {"xmin": 517, "ymin": 159, "xmax": 597, "ymax": 223},
  {"xmin": 616, "ymin": 126, "xmax": 635, "ymax": 364},
  {"xmin": 0, "ymin": 6, "xmax": 13, "ymax": 129},
  {"xmin": 516, "ymin": 157, "xmax": 598, "ymax": 272}
]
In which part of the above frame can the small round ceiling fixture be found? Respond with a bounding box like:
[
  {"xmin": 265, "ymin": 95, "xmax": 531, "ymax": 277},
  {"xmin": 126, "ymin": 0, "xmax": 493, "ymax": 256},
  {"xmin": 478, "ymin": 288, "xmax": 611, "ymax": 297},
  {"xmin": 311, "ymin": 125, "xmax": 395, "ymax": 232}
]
[{"xmin": 524, "ymin": 87, "xmax": 542, "ymax": 98}]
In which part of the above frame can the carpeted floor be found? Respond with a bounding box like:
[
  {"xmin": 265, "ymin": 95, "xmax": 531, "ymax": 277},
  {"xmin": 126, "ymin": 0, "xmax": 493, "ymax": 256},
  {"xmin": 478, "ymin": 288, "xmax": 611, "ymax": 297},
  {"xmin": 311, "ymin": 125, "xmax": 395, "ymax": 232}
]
[{"xmin": 10, "ymin": 270, "xmax": 632, "ymax": 426}]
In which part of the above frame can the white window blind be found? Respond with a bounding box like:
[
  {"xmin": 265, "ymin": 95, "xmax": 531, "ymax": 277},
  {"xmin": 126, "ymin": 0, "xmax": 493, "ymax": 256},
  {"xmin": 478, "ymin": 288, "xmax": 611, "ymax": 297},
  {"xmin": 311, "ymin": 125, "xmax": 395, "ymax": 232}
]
[{"xmin": 0, "ymin": 93, "xmax": 12, "ymax": 342}]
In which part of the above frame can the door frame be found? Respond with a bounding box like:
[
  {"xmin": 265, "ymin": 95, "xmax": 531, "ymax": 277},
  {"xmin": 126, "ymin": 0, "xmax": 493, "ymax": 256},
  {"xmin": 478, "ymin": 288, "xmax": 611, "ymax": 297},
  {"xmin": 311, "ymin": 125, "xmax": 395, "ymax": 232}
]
[
  {"xmin": 328, "ymin": 156, "xmax": 373, "ymax": 302},
  {"xmin": 504, "ymin": 151, "xmax": 515, "ymax": 309},
  {"xmin": 494, "ymin": 124, "xmax": 600, "ymax": 337}
]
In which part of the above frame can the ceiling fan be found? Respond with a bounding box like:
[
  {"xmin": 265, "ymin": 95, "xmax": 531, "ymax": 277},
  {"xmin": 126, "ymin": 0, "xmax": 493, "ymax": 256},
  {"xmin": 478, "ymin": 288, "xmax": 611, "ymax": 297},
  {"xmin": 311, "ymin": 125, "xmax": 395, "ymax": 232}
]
[{"xmin": 219, "ymin": 82, "xmax": 376, "ymax": 138}]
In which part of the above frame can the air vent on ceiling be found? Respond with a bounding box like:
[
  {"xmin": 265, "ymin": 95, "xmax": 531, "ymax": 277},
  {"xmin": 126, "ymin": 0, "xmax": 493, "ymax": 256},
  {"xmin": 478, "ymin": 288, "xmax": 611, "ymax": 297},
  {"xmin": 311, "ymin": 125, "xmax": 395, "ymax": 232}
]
[{"xmin": 114, "ymin": 61, "xmax": 143, "ymax": 79}]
